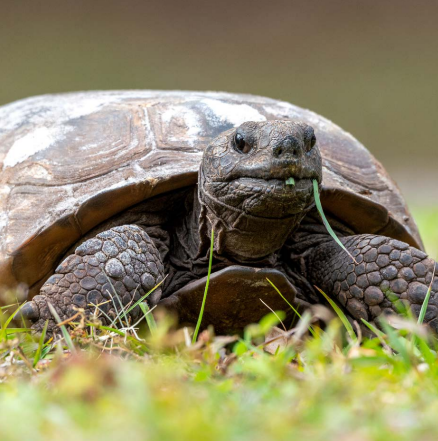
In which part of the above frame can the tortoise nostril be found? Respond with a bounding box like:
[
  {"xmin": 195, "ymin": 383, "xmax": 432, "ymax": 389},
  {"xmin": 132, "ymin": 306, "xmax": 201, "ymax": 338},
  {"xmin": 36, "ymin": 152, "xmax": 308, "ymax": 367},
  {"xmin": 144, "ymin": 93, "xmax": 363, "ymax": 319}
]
[
  {"xmin": 275, "ymin": 146, "xmax": 299, "ymax": 158},
  {"xmin": 273, "ymin": 136, "xmax": 302, "ymax": 158}
]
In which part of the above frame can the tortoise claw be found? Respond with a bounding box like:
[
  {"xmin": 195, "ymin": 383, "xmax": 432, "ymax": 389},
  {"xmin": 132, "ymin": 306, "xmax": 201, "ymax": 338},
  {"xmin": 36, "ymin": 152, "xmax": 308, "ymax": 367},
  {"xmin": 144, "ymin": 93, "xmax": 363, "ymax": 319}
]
[{"xmin": 14, "ymin": 301, "xmax": 40, "ymax": 321}]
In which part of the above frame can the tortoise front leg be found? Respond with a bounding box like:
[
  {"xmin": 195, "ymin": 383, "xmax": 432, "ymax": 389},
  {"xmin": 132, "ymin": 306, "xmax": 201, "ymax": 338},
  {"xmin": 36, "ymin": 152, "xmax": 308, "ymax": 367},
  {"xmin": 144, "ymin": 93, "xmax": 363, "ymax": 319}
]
[
  {"xmin": 21, "ymin": 225, "xmax": 164, "ymax": 333},
  {"xmin": 307, "ymin": 234, "xmax": 438, "ymax": 329}
]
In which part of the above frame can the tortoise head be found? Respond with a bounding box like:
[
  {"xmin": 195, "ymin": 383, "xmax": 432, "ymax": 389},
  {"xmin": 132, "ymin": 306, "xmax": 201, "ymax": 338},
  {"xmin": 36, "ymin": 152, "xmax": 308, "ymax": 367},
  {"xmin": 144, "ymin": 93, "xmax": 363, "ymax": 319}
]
[
  {"xmin": 200, "ymin": 120, "xmax": 322, "ymax": 220},
  {"xmin": 198, "ymin": 120, "xmax": 323, "ymax": 260}
]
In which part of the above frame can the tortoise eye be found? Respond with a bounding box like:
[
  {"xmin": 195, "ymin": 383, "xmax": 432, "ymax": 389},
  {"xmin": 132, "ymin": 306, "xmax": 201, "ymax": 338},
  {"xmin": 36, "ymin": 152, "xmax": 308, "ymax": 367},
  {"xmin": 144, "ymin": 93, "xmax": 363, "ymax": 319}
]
[{"xmin": 234, "ymin": 132, "xmax": 252, "ymax": 154}]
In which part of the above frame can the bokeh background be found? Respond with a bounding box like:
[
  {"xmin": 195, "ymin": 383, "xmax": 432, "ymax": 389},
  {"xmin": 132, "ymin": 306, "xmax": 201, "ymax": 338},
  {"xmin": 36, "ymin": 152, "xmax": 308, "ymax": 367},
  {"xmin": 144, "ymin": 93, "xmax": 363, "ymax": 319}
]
[{"xmin": 1, "ymin": 0, "xmax": 437, "ymax": 251}]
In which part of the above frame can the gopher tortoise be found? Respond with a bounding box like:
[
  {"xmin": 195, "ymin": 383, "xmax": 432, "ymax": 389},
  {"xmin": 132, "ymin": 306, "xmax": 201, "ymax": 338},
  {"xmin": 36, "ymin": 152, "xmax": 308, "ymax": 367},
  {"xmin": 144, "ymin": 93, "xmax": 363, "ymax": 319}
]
[{"xmin": 0, "ymin": 91, "xmax": 436, "ymax": 334}]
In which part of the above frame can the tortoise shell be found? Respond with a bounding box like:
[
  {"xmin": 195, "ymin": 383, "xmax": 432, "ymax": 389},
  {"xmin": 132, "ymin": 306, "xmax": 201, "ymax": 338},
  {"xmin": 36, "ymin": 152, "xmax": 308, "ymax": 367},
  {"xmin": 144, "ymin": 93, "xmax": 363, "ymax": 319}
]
[{"xmin": 0, "ymin": 91, "xmax": 422, "ymax": 296}]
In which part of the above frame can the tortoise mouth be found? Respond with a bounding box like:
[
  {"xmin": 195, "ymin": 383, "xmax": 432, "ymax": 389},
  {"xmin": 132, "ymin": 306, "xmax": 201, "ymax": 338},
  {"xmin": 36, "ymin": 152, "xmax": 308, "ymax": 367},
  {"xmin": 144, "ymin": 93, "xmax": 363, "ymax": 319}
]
[
  {"xmin": 204, "ymin": 176, "xmax": 315, "ymax": 219},
  {"xmin": 230, "ymin": 176, "xmax": 313, "ymax": 198}
]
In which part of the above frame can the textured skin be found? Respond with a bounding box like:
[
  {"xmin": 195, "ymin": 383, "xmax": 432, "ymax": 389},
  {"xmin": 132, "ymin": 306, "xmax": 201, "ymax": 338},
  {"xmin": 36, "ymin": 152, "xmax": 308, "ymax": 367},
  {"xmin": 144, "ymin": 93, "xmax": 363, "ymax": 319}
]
[
  {"xmin": 308, "ymin": 234, "xmax": 438, "ymax": 328},
  {"xmin": 30, "ymin": 225, "xmax": 164, "ymax": 332}
]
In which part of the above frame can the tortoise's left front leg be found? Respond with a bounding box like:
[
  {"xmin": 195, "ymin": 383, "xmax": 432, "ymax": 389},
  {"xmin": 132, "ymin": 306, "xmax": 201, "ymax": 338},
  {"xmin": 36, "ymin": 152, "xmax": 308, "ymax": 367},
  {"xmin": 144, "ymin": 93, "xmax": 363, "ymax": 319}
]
[
  {"xmin": 306, "ymin": 234, "xmax": 438, "ymax": 329},
  {"xmin": 19, "ymin": 225, "xmax": 165, "ymax": 334}
]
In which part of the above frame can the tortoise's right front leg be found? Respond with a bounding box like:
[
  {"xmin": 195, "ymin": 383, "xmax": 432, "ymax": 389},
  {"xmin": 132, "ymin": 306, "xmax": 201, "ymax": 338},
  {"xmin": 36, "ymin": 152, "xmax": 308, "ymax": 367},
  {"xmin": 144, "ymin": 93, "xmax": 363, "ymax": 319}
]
[
  {"xmin": 307, "ymin": 234, "xmax": 438, "ymax": 329},
  {"xmin": 21, "ymin": 225, "xmax": 165, "ymax": 333}
]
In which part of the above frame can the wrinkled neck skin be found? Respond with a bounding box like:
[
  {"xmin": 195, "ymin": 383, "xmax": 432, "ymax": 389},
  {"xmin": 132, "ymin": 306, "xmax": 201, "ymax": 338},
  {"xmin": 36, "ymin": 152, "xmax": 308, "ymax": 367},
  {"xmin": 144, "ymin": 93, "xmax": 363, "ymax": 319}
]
[{"xmin": 195, "ymin": 183, "xmax": 311, "ymax": 264}]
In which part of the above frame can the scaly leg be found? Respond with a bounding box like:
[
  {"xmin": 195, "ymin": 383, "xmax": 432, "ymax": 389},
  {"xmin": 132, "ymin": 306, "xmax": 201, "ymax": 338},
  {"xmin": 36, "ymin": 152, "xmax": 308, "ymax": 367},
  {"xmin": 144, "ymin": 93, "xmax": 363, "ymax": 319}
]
[
  {"xmin": 21, "ymin": 225, "xmax": 164, "ymax": 333},
  {"xmin": 307, "ymin": 234, "xmax": 438, "ymax": 328}
]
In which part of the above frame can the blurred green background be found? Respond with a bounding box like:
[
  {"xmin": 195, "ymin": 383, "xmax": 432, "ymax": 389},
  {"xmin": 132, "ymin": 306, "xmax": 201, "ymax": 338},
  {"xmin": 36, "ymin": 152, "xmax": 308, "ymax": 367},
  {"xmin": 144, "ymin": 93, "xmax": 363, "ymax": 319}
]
[{"xmin": 1, "ymin": 0, "xmax": 437, "ymax": 250}]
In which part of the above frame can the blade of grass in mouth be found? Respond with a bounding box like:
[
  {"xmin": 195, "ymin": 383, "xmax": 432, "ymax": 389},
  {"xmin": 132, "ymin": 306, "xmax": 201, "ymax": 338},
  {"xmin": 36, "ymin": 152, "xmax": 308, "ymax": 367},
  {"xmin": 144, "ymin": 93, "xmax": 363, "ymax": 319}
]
[{"xmin": 313, "ymin": 179, "xmax": 358, "ymax": 264}]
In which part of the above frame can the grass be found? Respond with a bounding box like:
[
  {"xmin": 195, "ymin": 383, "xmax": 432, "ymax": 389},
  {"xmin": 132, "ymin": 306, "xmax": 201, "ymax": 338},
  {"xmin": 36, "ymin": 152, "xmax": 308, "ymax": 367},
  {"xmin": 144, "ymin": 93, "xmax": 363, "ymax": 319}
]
[
  {"xmin": 192, "ymin": 228, "xmax": 214, "ymax": 344},
  {"xmin": 0, "ymin": 206, "xmax": 437, "ymax": 441},
  {"xmin": 313, "ymin": 179, "xmax": 358, "ymax": 264}
]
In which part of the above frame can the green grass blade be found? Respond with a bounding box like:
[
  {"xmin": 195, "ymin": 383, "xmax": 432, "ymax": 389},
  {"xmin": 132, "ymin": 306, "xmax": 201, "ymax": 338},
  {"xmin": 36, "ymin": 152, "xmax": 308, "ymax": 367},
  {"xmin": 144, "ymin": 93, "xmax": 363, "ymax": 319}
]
[
  {"xmin": 109, "ymin": 276, "xmax": 130, "ymax": 324},
  {"xmin": 416, "ymin": 335, "xmax": 436, "ymax": 366},
  {"xmin": 139, "ymin": 302, "xmax": 157, "ymax": 334},
  {"xmin": 87, "ymin": 323, "xmax": 126, "ymax": 337},
  {"xmin": 33, "ymin": 320, "xmax": 49, "ymax": 368},
  {"xmin": 360, "ymin": 318, "xmax": 392, "ymax": 351},
  {"xmin": 378, "ymin": 318, "xmax": 411, "ymax": 365},
  {"xmin": 0, "ymin": 303, "xmax": 19, "ymax": 311},
  {"xmin": 125, "ymin": 278, "xmax": 166, "ymax": 315},
  {"xmin": 266, "ymin": 277, "xmax": 316, "ymax": 337},
  {"xmin": 361, "ymin": 318, "xmax": 385, "ymax": 339},
  {"xmin": 192, "ymin": 228, "xmax": 214, "ymax": 344},
  {"xmin": 315, "ymin": 286, "xmax": 357, "ymax": 343},
  {"xmin": 5, "ymin": 328, "xmax": 31, "ymax": 334},
  {"xmin": 417, "ymin": 267, "xmax": 435, "ymax": 324},
  {"xmin": 313, "ymin": 180, "xmax": 357, "ymax": 264},
  {"xmin": 47, "ymin": 303, "xmax": 76, "ymax": 354},
  {"xmin": 1, "ymin": 302, "xmax": 29, "ymax": 340},
  {"xmin": 103, "ymin": 276, "xmax": 126, "ymax": 328}
]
